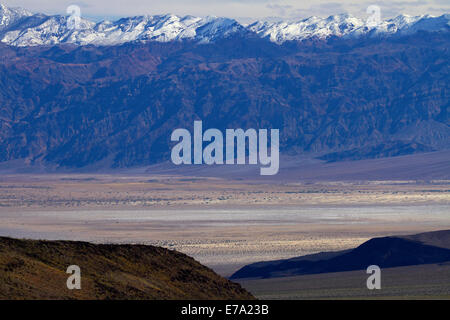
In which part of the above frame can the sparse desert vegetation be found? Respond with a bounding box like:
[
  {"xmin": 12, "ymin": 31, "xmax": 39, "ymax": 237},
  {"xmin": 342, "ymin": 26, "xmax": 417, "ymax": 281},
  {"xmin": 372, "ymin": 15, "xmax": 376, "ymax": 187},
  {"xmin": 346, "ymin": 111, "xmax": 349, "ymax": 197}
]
[
  {"xmin": 0, "ymin": 174, "xmax": 448, "ymax": 209},
  {"xmin": 0, "ymin": 237, "xmax": 253, "ymax": 300}
]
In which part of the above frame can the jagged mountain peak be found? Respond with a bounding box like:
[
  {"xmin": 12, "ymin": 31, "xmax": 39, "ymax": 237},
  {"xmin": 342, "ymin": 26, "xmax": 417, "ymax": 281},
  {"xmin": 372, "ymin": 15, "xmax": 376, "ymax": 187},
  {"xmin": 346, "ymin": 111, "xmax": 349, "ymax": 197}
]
[
  {"xmin": 0, "ymin": 4, "xmax": 244, "ymax": 46},
  {"xmin": 248, "ymin": 14, "xmax": 366, "ymax": 43},
  {"xmin": 0, "ymin": 2, "xmax": 32, "ymax": 31},
  {"xmin": 0, "ymin": 3, "xmax": 448, "ymax": 46}
]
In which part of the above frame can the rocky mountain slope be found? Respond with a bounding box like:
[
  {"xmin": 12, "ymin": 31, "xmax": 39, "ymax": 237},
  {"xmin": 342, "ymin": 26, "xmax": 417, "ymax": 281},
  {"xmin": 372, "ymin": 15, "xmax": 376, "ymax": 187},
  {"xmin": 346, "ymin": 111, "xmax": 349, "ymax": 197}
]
[
  {"xmin": 0, "ymin": 237, "xmax": 254, "ymax": 299},
  {"xmin": 0, "ymin": 30, "xmax": 448, "ymax": 169}
]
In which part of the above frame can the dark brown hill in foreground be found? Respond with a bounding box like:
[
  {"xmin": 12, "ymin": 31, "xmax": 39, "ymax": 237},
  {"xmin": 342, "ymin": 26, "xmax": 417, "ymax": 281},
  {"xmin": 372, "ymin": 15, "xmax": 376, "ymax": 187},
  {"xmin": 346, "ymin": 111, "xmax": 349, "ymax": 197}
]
[{"xmin": 0, "ymin": 237, "xmax": 254, "ymax": 300}]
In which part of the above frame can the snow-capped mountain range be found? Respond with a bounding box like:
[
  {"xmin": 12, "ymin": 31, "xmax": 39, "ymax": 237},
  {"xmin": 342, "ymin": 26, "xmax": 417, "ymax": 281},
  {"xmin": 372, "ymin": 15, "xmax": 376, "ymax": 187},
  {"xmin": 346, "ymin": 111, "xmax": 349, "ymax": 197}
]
[{"xmin": 0, "ymin": 3, "xmax": 449, "ymax": 46}]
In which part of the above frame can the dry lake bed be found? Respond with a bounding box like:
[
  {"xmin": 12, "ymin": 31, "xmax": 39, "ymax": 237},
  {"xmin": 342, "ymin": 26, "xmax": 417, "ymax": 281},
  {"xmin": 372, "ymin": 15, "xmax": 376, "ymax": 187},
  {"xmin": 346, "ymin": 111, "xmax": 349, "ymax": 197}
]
[{"xmin": 0, "ymin": 174, "xmax": 449, "ymax": 277}]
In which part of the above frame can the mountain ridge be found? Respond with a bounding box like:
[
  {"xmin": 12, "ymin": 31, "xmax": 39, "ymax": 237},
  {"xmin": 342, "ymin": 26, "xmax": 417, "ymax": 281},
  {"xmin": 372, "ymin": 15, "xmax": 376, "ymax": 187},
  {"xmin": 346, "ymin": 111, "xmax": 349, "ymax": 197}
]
[
  {"xmin": 0, "ymin": 236, "xmax": 254, "ymax": 299},
  {"xmin": 231, "ymin": 230, "xmax": 450, "ymax": 279},
  {"xmin": 0, "ymin": 3, "xmax": 449, "ymax": 46}
]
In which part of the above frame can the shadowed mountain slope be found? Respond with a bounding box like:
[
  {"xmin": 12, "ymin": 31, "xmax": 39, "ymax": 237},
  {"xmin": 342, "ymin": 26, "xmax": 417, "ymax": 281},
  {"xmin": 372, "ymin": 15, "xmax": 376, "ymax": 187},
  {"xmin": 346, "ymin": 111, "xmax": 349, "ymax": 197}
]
[
  {"xmin": 231, "ymin": 230, "xmax": 450, "ymax": 279},
  {"xmin": 402, "ymin": 230, "xmax": 450, "ymax": 249},
  {"xmin": 0, "ymin": 237, "xmax": 254, "ymax": 299}
]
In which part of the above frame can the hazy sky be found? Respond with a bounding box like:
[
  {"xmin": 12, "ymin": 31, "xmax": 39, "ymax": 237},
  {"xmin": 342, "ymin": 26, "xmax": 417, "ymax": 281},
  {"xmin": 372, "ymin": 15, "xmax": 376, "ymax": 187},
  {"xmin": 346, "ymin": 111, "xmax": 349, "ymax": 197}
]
[{"xmin": 3, "ymin": 0, "xmax": 449, "ymax": 23}]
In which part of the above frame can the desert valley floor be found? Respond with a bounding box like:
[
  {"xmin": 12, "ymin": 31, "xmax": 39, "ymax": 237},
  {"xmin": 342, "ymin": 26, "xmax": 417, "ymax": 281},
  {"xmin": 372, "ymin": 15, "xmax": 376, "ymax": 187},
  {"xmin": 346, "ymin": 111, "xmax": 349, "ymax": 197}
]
[{"xmin": 0, "ymin": 172, "xmax": 448, "ymax": 279}]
